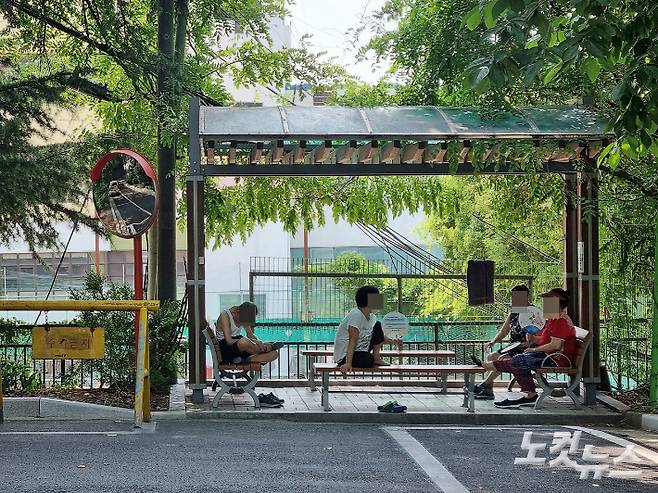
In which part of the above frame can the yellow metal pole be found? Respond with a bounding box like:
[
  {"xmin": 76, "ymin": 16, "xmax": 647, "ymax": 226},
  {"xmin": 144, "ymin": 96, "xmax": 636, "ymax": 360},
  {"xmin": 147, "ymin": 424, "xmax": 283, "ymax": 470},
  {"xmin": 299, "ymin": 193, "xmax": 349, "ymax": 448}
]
[
  {"xmin": 143, "ymin": 307, "xmax": 151, "ymax": 422},
  {"xmin": 134, "ymin": 307, "xmax": 149, "ymax": 427},
  {"xmin": 0, "ymin": 363, "xmax": 4, "ymax": 423},
  {"xmin": 0, "ymin": 300, "xmax": 159, "ymax": 312}
]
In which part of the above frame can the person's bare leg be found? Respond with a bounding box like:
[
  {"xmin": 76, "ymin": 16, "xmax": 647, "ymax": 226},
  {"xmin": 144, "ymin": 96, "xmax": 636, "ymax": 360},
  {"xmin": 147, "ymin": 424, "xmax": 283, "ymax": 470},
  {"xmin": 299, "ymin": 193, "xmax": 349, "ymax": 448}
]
[
  {"xmin": 249, "ymin": 351, "xmax": 278, "ymax": 364},
  {"xmin": 481, "ymin": 352, "xmax": 503, "ymax": 387},
  {"xmin": 236, "ymin": 337, "xmax": 262, "ymax": 355},
  {"xmin": 372, "ymin": 344, "xmax": 389, "ymax": 366}
]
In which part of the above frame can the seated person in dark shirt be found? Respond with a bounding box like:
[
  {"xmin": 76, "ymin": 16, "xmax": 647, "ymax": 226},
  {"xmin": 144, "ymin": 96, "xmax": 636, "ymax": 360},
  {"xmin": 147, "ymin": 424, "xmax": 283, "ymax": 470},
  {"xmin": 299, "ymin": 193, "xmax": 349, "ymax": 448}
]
[
  {"xmin": 470, "ymin": 285, "xmax": 545, "ymax": 400},
  {"xmin": 473, "ymin": 288, "xmax": 577, "ymax": 408}
]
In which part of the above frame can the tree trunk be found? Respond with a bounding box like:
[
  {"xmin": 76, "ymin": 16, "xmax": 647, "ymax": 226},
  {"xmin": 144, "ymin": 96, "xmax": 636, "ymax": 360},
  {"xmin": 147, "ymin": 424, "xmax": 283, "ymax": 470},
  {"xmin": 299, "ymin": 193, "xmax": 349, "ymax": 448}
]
[
  {"xmin": 156, "ymin": 0, "xmax": 177, "ymax": 303},
  {"xmin": 147, "ymin": 225, "xmax": 158, "ymax": 300}
]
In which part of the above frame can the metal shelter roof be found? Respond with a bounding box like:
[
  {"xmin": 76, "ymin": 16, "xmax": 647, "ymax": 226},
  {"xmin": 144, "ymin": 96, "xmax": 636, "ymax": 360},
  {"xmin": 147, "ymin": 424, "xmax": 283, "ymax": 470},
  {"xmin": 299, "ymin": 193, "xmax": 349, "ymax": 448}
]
[
  {"xmin": 198, "ymin": 105, "xmax": 608, "ymax": 140},
  {"xmin": 188, "ymin": 99, "xmax": 610, "ymax": 176}
]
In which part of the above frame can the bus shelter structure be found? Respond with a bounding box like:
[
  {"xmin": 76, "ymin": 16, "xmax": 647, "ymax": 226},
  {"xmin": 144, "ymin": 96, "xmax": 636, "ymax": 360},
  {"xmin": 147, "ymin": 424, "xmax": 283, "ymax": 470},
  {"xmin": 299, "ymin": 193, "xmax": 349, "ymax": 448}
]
[{"xmin": 186, "ymin": 97, "xmax": 609, "ymax": 405}]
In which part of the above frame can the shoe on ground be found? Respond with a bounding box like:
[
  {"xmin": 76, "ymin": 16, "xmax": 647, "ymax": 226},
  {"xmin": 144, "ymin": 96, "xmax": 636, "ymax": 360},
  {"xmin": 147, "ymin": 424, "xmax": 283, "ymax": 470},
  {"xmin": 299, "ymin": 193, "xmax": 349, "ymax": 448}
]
[
  {"xmin": 258, "ymin": 393, "xmax": 282, "ymax": 408},
  {"xmin": 267, "ymin": 392, "xmax": 284, "ymax": 403},
  {"xmin": 475, "ymin": 387, "xmax": 495, "ymax": 400},
  {"xmin": 463, "ymin": 384, "xmax": 483, "ymax": 395},
  {"xmin": 518, "ymin": 395, "xmax": 538, "ymax": 406},
  {"xmin": 494, "ymin": 398, "xmax": 522, "ymax": 408},
  {"xmin": 377, "ymin": 400, "xmax": 398, "ymax": 412}
]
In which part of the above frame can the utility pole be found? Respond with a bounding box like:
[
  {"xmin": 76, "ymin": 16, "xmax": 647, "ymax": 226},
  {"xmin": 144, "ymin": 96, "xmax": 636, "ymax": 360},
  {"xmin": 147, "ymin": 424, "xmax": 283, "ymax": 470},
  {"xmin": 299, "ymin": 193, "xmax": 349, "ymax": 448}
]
[
  {"xmin": 650, "ymin": 213, "xmax": 658, "ymax": 402},
  {"xmin": 156, "ymin": 0, "xmax": 178, "ymax": 303}
]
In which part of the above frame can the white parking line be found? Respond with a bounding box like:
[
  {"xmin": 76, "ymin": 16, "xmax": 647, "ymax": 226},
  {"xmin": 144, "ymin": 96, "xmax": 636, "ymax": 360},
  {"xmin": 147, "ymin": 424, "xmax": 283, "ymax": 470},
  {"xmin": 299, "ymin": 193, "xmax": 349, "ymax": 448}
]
[
  {"xmin": 384, "ymin": 426, "xmax": 470, "ymax": 493},
  {"xmin": 567, "ymin": 425, "xmax": 658, "ymax": 464}
]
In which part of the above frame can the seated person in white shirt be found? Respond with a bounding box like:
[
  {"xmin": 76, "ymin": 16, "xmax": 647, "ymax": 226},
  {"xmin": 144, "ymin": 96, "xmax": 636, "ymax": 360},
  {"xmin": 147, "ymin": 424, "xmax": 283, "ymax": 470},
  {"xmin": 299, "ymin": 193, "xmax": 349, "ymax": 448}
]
[
  {"xmin": 334, "ymin": 286, "xmax": 402, "ymax": 373},
  {"xmin": 216, "ymin": 301, "xmax": 281, "ymax": 365},
  {"xmin": 470, "ymin": 284, "xmax": 545, "ymax": 400}
]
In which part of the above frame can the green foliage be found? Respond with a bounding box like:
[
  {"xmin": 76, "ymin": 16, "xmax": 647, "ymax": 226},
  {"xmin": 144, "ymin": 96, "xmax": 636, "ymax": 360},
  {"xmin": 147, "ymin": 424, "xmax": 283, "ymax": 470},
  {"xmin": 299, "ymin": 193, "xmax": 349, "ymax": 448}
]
[
  {"xmin": 0, "ymin": 67, "xmax": 103, "ymax": 250},
  {"xmin": 461, "ymin": 0, "xmax": 658, "ymax": 163},
  {"xmin": 0, "ymin": 359, "xmax": 41, "ymax": 391},
  {"xmin": 203, "ymin": 176, "xmax": 445, "ymax": 246},
  {"xmin": 69, "ymin": 272, "xmax": 184, "ymax": 392}
]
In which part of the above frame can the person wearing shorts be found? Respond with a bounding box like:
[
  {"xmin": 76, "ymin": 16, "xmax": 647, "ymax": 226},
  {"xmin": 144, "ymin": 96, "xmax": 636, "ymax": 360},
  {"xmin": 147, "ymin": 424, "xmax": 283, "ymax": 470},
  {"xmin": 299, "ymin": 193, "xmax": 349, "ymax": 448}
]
[
  {"xmin": 473, "ymin": 288, "xmax": 577, "ymax": 408},
  {"xmin": 216, "ymin": 302, "xmax": 281, "ymax": 365},
  {"xmin": 470, "ymin": 285, "xmax": 545, "ymax": 400},
  {"xmin": 334, "ymin": 286, "xmax": 402, "ymax": 373}
]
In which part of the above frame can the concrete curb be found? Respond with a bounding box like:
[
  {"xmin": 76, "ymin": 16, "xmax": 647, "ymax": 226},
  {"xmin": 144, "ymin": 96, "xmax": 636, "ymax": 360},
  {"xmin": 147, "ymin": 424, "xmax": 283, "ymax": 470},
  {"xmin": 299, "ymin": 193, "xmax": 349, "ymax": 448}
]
[
  {"xmin": 185, "ymin": 409, "xmax": 622, "ymax": 426},
  {"xmin": 596, "ymin": 393, "xmax": 658, "ymax": 432},
  {"xmin": 4, "ymin": 397, "xmax": 133, "ymax": 420},
  {"xmin": 625, "ymin": 412, "xmax": 658, "ymax": 432}
]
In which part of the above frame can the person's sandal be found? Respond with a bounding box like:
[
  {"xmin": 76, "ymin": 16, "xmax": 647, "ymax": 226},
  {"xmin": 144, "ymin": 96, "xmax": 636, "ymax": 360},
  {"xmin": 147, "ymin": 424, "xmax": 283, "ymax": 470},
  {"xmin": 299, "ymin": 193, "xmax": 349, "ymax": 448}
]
[{"xmin": 377, "ymin": 400, "xmax": 398, "ymax": 412}]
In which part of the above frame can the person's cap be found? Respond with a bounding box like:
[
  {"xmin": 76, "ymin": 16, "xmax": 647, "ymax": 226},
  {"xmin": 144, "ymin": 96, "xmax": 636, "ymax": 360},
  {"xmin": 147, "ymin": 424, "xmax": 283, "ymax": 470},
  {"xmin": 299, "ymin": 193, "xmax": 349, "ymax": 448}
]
[{"xmin": 539, "ymin": 288, "xmax": 569, "ymax": 301}]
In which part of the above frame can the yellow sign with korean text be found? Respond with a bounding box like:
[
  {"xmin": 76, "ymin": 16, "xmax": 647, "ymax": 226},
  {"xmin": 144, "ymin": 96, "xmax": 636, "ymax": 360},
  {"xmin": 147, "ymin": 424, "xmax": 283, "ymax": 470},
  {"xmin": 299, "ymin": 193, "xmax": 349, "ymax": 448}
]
[{"xmin": 32, "ymin": 327, "xmax": 105, "ymax": 360}]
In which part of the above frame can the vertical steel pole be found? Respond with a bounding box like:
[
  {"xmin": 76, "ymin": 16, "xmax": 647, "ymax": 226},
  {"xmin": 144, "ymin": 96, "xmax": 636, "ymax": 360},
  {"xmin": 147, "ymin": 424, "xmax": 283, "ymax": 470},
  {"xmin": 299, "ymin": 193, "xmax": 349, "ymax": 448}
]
[
  {"xmin": 564, "ymin": 174, "xmax": 579, "ymax": 324},
  {"xmin": 650, "ymin": 213, "xmax": 658, "ymax": 402},
  {"xmin": 578, "ymin": 172, "xmax": 601, "ymax": 405},
  {"xmin": 187, "ymin": 96, "xmax": 206, "ymax": 403},
  {"xmin": 134, "ymin": 306, "xmax": 149, "ymax": 427},
  {"xmin": 134, "ymin": 235, "xmax": 143, "ymax": 366}
]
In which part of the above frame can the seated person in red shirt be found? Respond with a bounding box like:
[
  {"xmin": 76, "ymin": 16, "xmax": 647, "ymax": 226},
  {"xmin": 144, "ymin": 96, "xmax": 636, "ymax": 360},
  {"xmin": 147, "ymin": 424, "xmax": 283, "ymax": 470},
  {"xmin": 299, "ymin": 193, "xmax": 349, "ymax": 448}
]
[{"xmin": 472, "ymin": 288, "xmax": 576, "ymax": 408}]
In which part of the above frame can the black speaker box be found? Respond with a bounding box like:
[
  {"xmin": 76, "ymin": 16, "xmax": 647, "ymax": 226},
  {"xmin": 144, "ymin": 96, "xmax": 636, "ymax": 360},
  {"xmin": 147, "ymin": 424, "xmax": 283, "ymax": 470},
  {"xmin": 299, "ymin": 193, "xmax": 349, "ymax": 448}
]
[{"xmin": 467, "ymin": 259, "xmax": 495, "ymax": 306}]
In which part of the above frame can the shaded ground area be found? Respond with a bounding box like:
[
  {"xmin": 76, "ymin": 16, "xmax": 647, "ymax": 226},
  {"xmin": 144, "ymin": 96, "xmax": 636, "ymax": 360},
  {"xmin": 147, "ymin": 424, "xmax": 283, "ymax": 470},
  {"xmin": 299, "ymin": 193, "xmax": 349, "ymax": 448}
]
[
  {"xmin": 5, "ymin": 388, "xmax": 169, "ymax": 411},
  {"xmin": 186, "ymin": 384, "xmax": 616, "ymax": 418}
]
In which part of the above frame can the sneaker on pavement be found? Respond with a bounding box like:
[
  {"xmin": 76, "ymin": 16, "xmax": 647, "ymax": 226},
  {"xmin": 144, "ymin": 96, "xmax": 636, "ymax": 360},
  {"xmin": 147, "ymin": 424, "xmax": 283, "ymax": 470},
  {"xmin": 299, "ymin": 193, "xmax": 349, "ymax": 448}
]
[
  {"xmin": 475, "ymin": 387, "xmax": 495, "ymax": 400},
  {"xmin": 518, "ymin": 395, "xmax": 538, "ymax": 406},
  {"xmin": 463, "ymin": 384, "xmax": 483, "ymax": 395},
  {"xmin": 494, "ymin": 398, "xmax": 522, "ymax": 408},
  {"xmin": 267, "ymin": 392, "xmax": 284, "ymax": 403},
  {"xmin": 258, "ymin": 393, "xmax": 282, "ymax": 408}
]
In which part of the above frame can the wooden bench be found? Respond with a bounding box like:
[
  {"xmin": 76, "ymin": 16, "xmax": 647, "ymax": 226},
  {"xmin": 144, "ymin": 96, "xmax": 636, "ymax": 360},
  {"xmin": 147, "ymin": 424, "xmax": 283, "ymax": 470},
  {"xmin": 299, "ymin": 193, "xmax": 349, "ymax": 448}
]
[
  {"xmin": 203, "ymin": 326, "xmax": 263, "ymax": 408},
  {"xmin": 531, "ymin": 326, "xmax": 592, "ymax": 409},
  {"xmin": 302, "ymin": 349, "xmax": 456, "ymax": 391},
  {"xmin": 313, "ymin": 363, "xmax": 485, "ymax": 412}
]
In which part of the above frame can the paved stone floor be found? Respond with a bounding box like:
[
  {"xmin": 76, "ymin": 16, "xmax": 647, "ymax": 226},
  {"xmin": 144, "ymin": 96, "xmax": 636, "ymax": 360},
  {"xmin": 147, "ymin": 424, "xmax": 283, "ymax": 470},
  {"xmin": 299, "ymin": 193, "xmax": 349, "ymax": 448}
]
[{"xmin": 185, "ymin": 384, "xmax": 615, "ymax": 417}]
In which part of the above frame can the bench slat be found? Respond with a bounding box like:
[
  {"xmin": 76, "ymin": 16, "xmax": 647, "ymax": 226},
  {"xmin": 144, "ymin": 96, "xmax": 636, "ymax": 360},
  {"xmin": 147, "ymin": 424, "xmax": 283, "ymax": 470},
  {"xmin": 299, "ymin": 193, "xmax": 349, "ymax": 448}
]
[
  {"xmin": 218, "ymin": 363, "xmax": 263, "ymax": 371},
  {"xmin": 302, "ymin": 349, "xmax": 455, "ymax": 357},
  {"xmin": 534, "ymin": 367, "xmax": 577, "ymax": 375},
  {"xmin": 313, "ymin": 363, "xmax": 484, "ymax": 373}
]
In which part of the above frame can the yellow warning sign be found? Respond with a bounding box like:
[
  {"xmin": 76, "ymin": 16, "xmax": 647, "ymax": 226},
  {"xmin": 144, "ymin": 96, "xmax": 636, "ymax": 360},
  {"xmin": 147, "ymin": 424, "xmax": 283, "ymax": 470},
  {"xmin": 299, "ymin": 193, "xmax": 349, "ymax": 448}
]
[{"xmin": 32, "ymin": 327, "xmax": 105, "ymax": 360}]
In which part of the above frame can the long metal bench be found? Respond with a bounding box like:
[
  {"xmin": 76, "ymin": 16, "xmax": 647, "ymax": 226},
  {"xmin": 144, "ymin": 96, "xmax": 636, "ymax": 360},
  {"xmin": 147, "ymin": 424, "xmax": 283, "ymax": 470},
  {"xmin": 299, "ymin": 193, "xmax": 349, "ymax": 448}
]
[
  {"xmin": 301, "ymin": 349, "xmax": 456, "ymax": 391},
  {"xmin": 532, "ymin": 326, "xmax": 592, "ymax": 409},
  {"xmin": 313, "ymin": 363, "xmax": 485, "ymax": 412}
]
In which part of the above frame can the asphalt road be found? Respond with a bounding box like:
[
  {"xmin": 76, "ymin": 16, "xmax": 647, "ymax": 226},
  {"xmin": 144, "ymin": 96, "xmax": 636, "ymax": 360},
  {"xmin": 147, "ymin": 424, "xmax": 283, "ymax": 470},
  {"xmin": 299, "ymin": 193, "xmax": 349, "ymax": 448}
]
[
  {"xmin": 108, "ymin": 182, "xmax": 155, "ymax": 235},
  {"xmin": 1, "ymin": 420, "xmax": 657, "ymax": 493}
]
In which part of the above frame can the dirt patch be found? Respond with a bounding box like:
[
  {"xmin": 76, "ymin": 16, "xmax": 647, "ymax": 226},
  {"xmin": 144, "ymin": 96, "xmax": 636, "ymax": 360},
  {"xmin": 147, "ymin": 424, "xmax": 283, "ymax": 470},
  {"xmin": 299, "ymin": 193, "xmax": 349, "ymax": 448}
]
[
  {"xmin": 612, "ymin": 384, "xmax": 658, "ymax": 414},
  {"xmin": 5, "ymin": 388, "xmax": 169, "ymax": 411}
]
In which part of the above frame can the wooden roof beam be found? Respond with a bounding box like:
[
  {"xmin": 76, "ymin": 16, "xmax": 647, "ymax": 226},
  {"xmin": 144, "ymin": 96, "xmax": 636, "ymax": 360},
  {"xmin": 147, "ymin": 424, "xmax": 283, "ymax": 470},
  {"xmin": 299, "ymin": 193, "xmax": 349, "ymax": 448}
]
[
  {"xmin": 401, "ymin": 141, "xmax": 426, "ymax": 163},
  {"xmin": 268, "ymin": 140, "xmax": 285, "ymax": 163},
  {"xmin": 312, "ymin": 140, "xmax": 333, "ymax": 163},
  {"xmin": 206, "ymin": 140, "xmax": 216, "ymax": 164},
  {"xmin": 336, "ymin": 140, "xmax": 357, "ymax": 164},
  {"xmin": 357, "ymin": 140, "xmax": 378, "ymax": 164},
  {"xmin": 249, "ymin": 142, "xmax": 264, "ymax": 164},
  {"xmin": 283, "ymin": 140, "xmax": 307, "ymax": 164},
  {"xmin": 228, "ymin": 141, "xmax": 237, "ymax": 164},
  {"xmin": 380, "ymin": 140, "xmax": 401, "ymax": 163}
]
